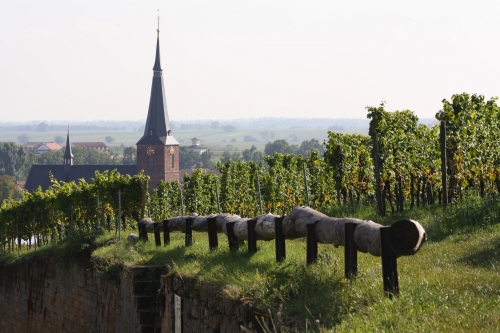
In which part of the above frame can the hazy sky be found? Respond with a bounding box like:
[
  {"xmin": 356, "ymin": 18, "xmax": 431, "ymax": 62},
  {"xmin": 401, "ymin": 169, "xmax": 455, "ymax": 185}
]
[{"xmin": 1, "ymin": 1, "xmax": 499, "ymax": 122}]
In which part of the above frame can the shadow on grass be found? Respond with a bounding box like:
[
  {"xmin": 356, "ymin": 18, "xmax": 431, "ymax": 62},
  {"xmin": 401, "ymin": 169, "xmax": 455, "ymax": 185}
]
[{"xmin": 457, "ymin": 236, "xmax": 500, "ymax": 269}]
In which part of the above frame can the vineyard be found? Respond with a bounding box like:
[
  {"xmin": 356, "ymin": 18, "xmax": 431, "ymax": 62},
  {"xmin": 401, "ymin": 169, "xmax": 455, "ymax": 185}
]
[{"xmin": 1, "ymin": 92, "xmax": 499, "ymax": 254}]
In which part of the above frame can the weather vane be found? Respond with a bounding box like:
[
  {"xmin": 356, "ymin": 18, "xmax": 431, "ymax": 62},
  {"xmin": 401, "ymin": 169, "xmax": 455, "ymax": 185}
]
[{"xmin": 157, "ymin": 9, "xmax": 160, "ymax": 34}]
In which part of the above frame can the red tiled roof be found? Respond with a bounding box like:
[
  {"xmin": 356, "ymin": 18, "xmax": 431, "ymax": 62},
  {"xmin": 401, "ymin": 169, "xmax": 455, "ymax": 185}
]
[{"xmin": 44, "ymin": 142, "xmax": 62, "ymax": 150}]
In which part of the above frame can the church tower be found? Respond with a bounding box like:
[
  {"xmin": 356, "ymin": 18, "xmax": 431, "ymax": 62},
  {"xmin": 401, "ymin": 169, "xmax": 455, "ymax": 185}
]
[{"xmin": 136, "ymin": 24, "xmax": 179, "ymax": 189}]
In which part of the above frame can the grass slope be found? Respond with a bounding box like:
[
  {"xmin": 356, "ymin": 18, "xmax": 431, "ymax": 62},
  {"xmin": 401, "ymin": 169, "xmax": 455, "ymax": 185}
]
[{"xmin": 3, "ymin": 195, "xmax": 499, "ymax": 332}]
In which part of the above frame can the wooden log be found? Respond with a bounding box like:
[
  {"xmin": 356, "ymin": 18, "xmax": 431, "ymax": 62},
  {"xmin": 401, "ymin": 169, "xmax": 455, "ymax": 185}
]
[{"xmin": 138, "ymin": 206, "xmax": 426, "ymax": 257}]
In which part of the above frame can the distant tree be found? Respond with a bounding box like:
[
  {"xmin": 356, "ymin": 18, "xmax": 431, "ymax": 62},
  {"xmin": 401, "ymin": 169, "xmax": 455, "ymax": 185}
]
[
  {"xmin": 179, "ymin": 146, "xmax": 202, "ymax": 169},
  {"xmin": 243, "ymin": 135, "xmax": 258, "ymax": 142},
  {"xmin": 210, "ymin": 121, "xmax": 220, "ymax": 130},
  {"xmin": 290, "ymin": 134, "xmax": 300, "ymax": 142},
  {"xmin": 0, "ymin": 142, "xmax": 35, "ymax": 180},
  {"xmin": 36, "ymin": 122, "xmax": 49, "ymax": 132},
  {"xmin": 122, "ymin": 147, "xmax": 137, "ymax": 165},
  {"xmin": 220, "ymin": 151, "xmax": 241, "ymax": 164},
  {"xmin": 297, "ymin": 139, "xmax": 325, "ymax": 157},
  {"xmin": 105, "ymin": 136, "xmax": 115, "ymax": 143},
  {"xmin": 242, "ymin": 145, "xmax": 263, "ymax": 163},
  {"xmin": 36, "ymin": 150, "xmax": 63, "ymax": 165},
  {"xmin": 54, "ymin": 135, "xmax": 64, "ymax": 144},
  {"xmin": 200, "ymin": 150, "xmax": 214, "ymax": 168},
  {"xmin": 223, "ymin": 125, "xmax": 237, "ymax": 132},
  {"xmin": 0, "ymin": 175, "xmax": 21, "ymax": 204},
  {"xmin": 230, "ymin": 138, "xmax": 237, "ymax": 142},
  {"xmin": 17, "ymin": 134, "xmax": 30, "ymax": 144},
  {"xmin": 72, "ymin": 147, "xmax": 119, "ymax": 165},
  {"xmin": 264, "ymin": 140, "xmax": 298, "ymax": 156}
]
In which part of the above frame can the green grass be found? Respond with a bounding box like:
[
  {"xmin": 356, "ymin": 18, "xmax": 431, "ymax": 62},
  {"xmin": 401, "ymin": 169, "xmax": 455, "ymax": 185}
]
[
  {"xmin": 3, "ymin": 196, "xmax": 500, "ymax": 332},
  {"xmin": 88, "ymin": 196, "xmax": 500, "ymax": 332}
]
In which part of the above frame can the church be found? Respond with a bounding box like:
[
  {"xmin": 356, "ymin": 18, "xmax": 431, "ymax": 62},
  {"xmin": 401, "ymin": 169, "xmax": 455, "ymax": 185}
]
[{"xmin": 24, "ymin": 28, "xmax": 179, "ymax": 192}]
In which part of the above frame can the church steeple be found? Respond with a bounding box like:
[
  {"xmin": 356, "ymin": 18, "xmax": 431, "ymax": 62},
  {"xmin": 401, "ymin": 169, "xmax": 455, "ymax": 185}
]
[
  {"xmin": 63, "ymin": 129, "xmax": 73, "ymax": 173},
  {"xmin": 136, "ymin": 17, "xmax": 172, "ymax": 146},
  {"xmin": 136, "ymin": 17, "xmax": 179, "ymax": 188}
]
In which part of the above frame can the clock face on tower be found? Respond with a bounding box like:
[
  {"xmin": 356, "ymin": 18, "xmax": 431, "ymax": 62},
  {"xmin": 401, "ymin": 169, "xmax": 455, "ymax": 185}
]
[{"xmin": 146, "ymin": 146, "xmax": 155, "ymax": 155}]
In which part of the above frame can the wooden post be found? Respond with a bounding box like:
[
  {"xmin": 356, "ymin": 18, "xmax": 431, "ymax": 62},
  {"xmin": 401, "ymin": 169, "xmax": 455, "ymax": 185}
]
[
  {"xmin": 440, "ymin": 120, "xmax": 448, "ymax": 208},
  {"xmin": 141, "ymin": 179, "xmax": 147, "ymax": 219},
  {"xmin": 179, "ymin": 188, "xmax": 185, "ymax": 216},
  {"xmin": 225, "ymin": 222, "xmax": 239, "ymax": 251},
  {"xmin": 303, "ymin": 164, "xmax": 310, "ymax": 207},
  {"xmin": 306, "ymin": 222, "xmax": 318, "ymax": 265},
  {"xmin": 16, "ymin": 223, "xmax": 20, "ymax": 256},
  {"xmin": 207, "ymin": 217, "xmax": 218, "ymax": 250},
  {"xmin": 70, "ymin": 205, "xmax": 74, "ymax": 233},
  {"xmin": 215, "ymin": 181, "xmax": 221, "ymax": 214},
  {"xmin": 256, "ymin": 171, "xmax": 263, "ymax": 215},
  {"xmin": 380, "ymin": 226, "xmax": 399, "ymax": 297},
  {"xmin": 247, "ymin": 218, "xmax": 257, "ymax": 253},
  {"xmin": 275, "ymin": 216, "xmax": 286, "ymax": 262},
  {"xmin": 372, "ymin": 132, "xmax": 384, "ymax": 215},
  {"xmin": 118, "ymin": 190, "xmax": 121, "ymax": 240},
  {"xmin": 51, "ymin": 209, "xmax": 55, "ymax": 244},
  {"xmin": 163, "ymin": 219, "xmax": 170, "ymax": 245},
  {"xmin": 95, "ymin": 198, "xmax": 99, "ymax": 233},
  {"xmin": 153, "ymin": 222, "xmax": 161, "ymax": 247},
  {"xmin": 344, "ymin": 223, "xmax": 358, "ymax": 278},
  {"xmin": 185, "ymin": 217, "xmax": 193, "ymax": 247}
]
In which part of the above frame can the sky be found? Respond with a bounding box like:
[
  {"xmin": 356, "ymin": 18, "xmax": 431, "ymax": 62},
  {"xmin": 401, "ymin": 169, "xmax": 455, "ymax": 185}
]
[{"xmin": 1, "ymin": 1, "xmax": 499, "ymax": 122}]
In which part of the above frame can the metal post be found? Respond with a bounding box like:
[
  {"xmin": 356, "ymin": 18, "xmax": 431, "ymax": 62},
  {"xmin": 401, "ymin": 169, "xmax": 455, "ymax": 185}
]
[
  {"xmin": 256, "ymin": 171, "xmax": 263, "ymax": 215},
  {"xmin": 118, "ymin": 190, "xmax": 121, "ymax": 240},
  {"xmin": 380, "ymin": 226, "xmax": 399, "ymax": 297},
  {"xmin": 153, "ymin": 222, "xmax": 161, "ymax": 247},
  {"xmin": 207, "ymin": 217, "xmax": 218, "ymax": 250},
  {"xmin": 344, "ymin": 223, "xmax": 358, "ymax": 278},
  {"xmin": 225, "ymin": 222, "xmax": 239, "ymax": 251},
  {"xmin": 215, "ymin": 181, "xmax": 221, "ymax": 214},
  {"xmin": 306, "ymin": 222, "xmax": 318, "ymax": 265},
  {"xmin": 163, "ymin": 219, "xmax": 170, "ymax": 245},
  {"xmin": 275, "ymin": 216, "xmax": 286, "ymax": 262},
  {"xmin": 247, "ymin": 218, "xmax": 257, "ymax": 253},
  {"xmin": 185, "ymin": 217, "xmax": 193, "ymax": 246},
  {"xmin": 303, "ymin": 164, "xmax": 310, "ymax": 207}
]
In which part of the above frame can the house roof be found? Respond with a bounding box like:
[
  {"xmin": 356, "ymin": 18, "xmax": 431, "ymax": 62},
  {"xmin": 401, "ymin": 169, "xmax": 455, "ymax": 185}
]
[
  {"xmin": 24, "ymin": 165, "xmax": 138, "ymax": 192},
  {"xmin": 72, "ymin": 142, "xmax": 108, "ymax": 149},
  {"xmin": 42, "ymin": 142, "xmax": 62, "ymax": 150}
]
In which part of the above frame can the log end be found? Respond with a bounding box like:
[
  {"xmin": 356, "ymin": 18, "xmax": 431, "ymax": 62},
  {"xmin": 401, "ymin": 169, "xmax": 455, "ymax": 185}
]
[{"xmin": 388, "ymin": 219, "xmax": 427, "ymax": 256}]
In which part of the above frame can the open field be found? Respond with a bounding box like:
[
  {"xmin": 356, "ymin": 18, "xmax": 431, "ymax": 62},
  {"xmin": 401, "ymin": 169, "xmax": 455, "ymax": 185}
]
[
  {"xmin": 0, "ymin": 126, "xmax": 368, "ymax": 152},
  {"xmin": 4, "ymin": 195, "xmax": 499, "ymax": 332}
]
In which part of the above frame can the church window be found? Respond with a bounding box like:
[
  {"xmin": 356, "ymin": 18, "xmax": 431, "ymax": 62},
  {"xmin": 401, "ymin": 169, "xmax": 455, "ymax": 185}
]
[
  {"xmin": 170, "ymin": 154, "xmax": 174, "ymax": 168},
  {"xmin": 148, "ymin": 156, "xmax": 154, "ymax": 170}
]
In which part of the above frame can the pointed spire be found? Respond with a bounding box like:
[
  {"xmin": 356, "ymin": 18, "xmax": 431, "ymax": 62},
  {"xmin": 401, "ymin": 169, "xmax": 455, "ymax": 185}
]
[
  {"xmin": 153, "ymin": 11, "xmax": 162, "ymax": 71},
  {"xmin": 136, "ymin": 17, "xmax": 174, "ymax": 146},
  {"xmin": 64, "ymin": 129, "xmax": 73, "ymax": 173}
]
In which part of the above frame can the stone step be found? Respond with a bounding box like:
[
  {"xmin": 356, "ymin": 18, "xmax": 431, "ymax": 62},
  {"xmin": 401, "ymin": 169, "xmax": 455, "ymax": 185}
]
[
  {"xmin": 134, "ymin": 281, "xmax": 160, "ymax": 296},
  {"xmin": 136, "ymin": 295, "xmax": 156, "ymax": 310},
  {"xmin": 141, "ymin": 324, "xmax": 161, "ymax": 333},
  {"xmin": 139, "ymin": 310, "xmax": 156, "ymax": 325}
]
